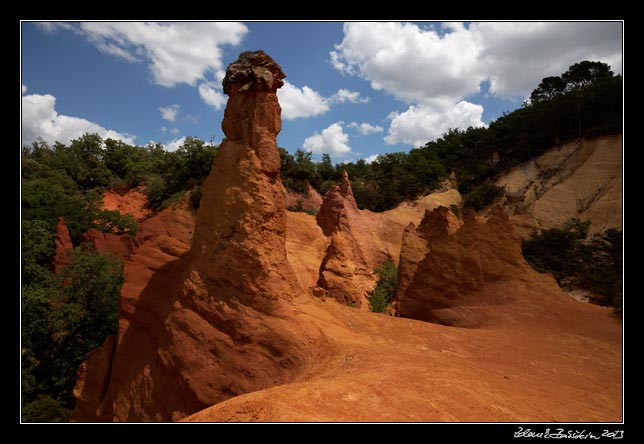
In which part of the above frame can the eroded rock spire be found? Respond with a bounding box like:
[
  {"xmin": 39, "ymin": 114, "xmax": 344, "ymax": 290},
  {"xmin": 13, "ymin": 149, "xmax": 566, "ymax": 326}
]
[{"xmin": 72, "ymin": 51, "xmax": 328, "ymax": 422}]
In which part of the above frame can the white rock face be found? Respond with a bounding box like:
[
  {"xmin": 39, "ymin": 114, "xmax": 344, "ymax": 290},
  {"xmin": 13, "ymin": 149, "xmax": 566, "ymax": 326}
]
[{"xmin": 496, "ymin": 134, "xmax": 622, "ymax": 236}]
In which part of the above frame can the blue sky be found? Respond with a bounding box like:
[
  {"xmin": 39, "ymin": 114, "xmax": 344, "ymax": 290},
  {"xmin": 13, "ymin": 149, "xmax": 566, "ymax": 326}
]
[{"xmin": 21, "ymin": 21, "xmax": 622, "ymax": 162}]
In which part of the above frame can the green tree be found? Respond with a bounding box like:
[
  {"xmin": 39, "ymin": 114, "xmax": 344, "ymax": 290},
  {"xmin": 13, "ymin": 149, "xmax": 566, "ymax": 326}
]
[
  {"xmin": 92, "ymin": 209, "xmax": 139, "ymax": 235},
  {"xmin": 562, "ymin": 61, "xmax": 613, "ymax": 90},
  {"xmin": 530, "ymin": 76, "xmax": 567, "ymax": 103},
  {"xmin": 142, "ymin": 137, "xmax": 218, "ymax": 209},
  {"xmin": 65, "ymin": 134, "xmax": 113, "ymax": 189},
  {"xmin": 22, "ymin": 220, "xmax": 55, "ymax": 286},
  {"xmin": 21, "ymin": 248, "xmax": 123, "ymax": 422},
  {"xmin": 103, "ymin": 139, "xmax": 150, "ymax": 187},
  {"xmin": 176, "ymin": 136, "xmax": 218, "ymax": 184},
  {"xmin": 316, "ymin": 153, "xmax": 337, "ymax": 181},
  {"xmin": 463, "ymin": 181, "xmax": 505, "ymax": 210},
  {"xmin": 293, "ymin": 149, "xmax": 320, "ymax": 187}
]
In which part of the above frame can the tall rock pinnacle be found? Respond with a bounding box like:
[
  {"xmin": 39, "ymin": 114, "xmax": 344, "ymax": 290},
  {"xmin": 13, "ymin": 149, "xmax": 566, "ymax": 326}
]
[
  {"xmin": 72, "ymin": 51, "xmax": 327, "ymax": 422},
  {"xmin": 315, "ymin": 170, "xmax": 373, "ymax": 307},
  {"xmin": 191, "ymin": 50, "xmax": 298, "ymax": 310}
]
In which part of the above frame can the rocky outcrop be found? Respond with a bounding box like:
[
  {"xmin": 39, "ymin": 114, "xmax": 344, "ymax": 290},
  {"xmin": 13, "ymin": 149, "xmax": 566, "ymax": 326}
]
[
  {"xmin": 72, "ymin": 336, "xmax": 115, "ymax": 415},
  {"xmin": 313, "ymin": 174, "xmax": 463, "ymax": 308},
  {"xmin": 102, "ymin": 188, "xmax": 151, "ymax": 222},
  {"xmin": 285, "ymin": 212, "xmax": 329, "ymax": 290},
  {"xmin": 190, "ymin": 49, "xmax": 298, "ymax": 308},
  {"xmin": 316, "ymin": 171, "xmax": 375, "ymax": 307},
  {"xmin": 53, "ymin": 216, "xmax": 73, "ymax": 273},
  {"xmin": 395, "ymin": 206, "xmax": 462, "ymax": 303},
  {"xmin": 70, "ymin": 192, "xmax": 195, "ymax": 422},
  {"xmin": 397, "ymin": 206, "xmax": 532, "ymax": 327},
  {"xmin": 72, "ymin": 51, "xmax": 328, "ymax": 422},
  {"xmin": 497, "ymin": 134, "xmax": 622, "ymax": 237},
  {"xmin": 81, "ymin": 229, "xmax": 133, "ymax": 260},
  {"xmin": 284, "ymin": 181, "xmax": 323, "ymax": 213}
]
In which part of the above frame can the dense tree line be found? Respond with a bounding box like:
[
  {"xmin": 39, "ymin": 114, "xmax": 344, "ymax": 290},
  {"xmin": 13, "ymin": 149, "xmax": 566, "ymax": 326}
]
[
  {"xmin": 21, "ymin": 134, "xmax": 218, "ymax": 421},
  {"xmin": 279, "ymin": 61, "xmax": 622, "ymax": 212}
]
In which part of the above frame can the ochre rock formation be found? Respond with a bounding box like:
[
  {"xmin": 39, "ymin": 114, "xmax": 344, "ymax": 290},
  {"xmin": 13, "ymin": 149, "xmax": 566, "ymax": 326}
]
[
  {"xmin": 81, "ymin": 229, "xmax": 133, "ymax": 260},
  {"xmin": 395, "ymin": 206, "xmax": 462, "ymax": 303},
  {"xmin": 102, "ymin": 188, "xmax": 151, "ymax": 222},
  {"xmin": 283, "ymin": 181, "xmax": 323, "ymax": 213},
  {"xmin": 72, "ymin": 51, "xmax": 328, "ymax": 422},
  {"xmin": 314, "ymin": 172, "xmax": 463, "ymax": 308},
  {"xmin": 285, "ymin": 212, "xmax": 329, "ymax": 290},
  {"xmin": 315, "ymin": 171, "xmax": 374, "ymax": 307},
  {"xmin": 71, "ymin": 191, "xmax": 195, "ymax": 421},
  {"xmin": 190, "ymin": 50, "xmax": 295, "ymax": 307},
  {"xmin": 397, "ymin": 206, "xmax": 539, "ymax": 327},
  {"xmin": 182, "ymin": 284, "xmax": 621, "ymax": 422},
  {"xmin": 73, "ymin": 336, "xmax": 115, "ymax": 411},
  {"xmin": 179, "ymin": 200, "xmax": 621, "ymax": 422},
  {"xmin": 496, "ymin": 134, "xmax": 622, "ymax": 237},
  {"xmin": 53, "ymin": 216, "xmax": 73, "ymax": 273}
]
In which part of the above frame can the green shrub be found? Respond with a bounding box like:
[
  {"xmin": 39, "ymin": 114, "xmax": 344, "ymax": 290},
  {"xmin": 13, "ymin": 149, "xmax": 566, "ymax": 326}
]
[
  {"xmin": 304, "ymin": 208, "xmax": 318, "ymax": 216},
  {"xmin": 144, "ymin": 175, "xmax": 167, "ymax": 208},
  {"xmin": 368, "ymin": 286, "xmax": 389, "ymax": 313},
  {"xmin": 368, "ymin": 260, "xmax": 398, "ymax": 313}
]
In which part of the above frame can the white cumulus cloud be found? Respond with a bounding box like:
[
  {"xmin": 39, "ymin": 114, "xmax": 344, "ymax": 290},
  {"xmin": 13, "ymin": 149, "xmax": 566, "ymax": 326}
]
[
  {"xmin": 198, "ymin": 82, "xmax": 227, "ymax": 111},
  {"xmin": 38, "ymin": 22, "xmax": 249, "ymax": 117},
  {"xmin": 348, "ymin": 122, "xmax": 384, "ymax": 135},
  {"xmin": 331, "ymin": 22, "xmax": 484, "ymax": 104},
  {"xmin": 332, "ymin": 21, "xmax": 622, "ymax": 146},
  {"xmin": 159, "ymin": 104, "xmax": 180, "ymax": 122},
  {"xmin": 21, "ymin": 92, "xmax": 134, "ymax": 146},
  {"xmin": 164, "ymin": 136, "xmax": 186, "ymax": 152},
  {"xmin": 39, "ymin": 22, "xmax": 248, "ymax": 87},
  {"xmin": 385, "ymin": 100, "xmax": 485, "ymax": 147},
  {"xmin": 22, "ymin": 84, "xmax": 27, "ymax": 94},
  {"xmin": 330, "ymin": 88, "xmax": 370, "ymax": 104},
  {"xmin": 364, "ymin": 154, "xmax": 379, "ymax": 164},
  {"xmin": 302, "ymin": 122, "xmax": 352, "ymax": 157},
  {"xmin": 278, "ymin": 81, "xmax": 330, "ymax": 120},
  {"xmin": 161, "ymin": 126, "xmax": 180, "ymax": 135},
  {"xmin": 469, "ymin": 21, "xmax": 623, "ymax": 97},
  {"xmin": 278, "ymin": 81, "xmax": 369, "ymax": 120}
]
